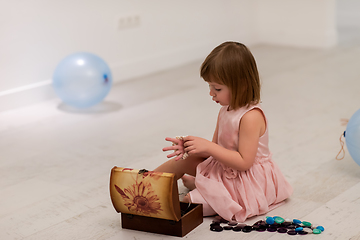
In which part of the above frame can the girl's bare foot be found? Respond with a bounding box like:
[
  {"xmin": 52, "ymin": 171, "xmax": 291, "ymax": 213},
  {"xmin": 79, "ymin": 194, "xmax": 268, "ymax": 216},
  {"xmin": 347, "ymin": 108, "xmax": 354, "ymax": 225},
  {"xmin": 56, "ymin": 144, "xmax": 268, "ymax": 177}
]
[{"xmin": 181, "ymin": 175, "xmax": 196, "ymax": 190}]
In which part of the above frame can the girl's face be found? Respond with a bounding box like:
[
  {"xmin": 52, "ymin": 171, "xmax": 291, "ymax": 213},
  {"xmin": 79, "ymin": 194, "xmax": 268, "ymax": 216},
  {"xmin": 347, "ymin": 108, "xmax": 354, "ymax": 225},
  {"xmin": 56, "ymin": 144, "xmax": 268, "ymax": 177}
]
[{"xmin": 208, "ymin": 82, "xmax": 231, "ymax": 107}]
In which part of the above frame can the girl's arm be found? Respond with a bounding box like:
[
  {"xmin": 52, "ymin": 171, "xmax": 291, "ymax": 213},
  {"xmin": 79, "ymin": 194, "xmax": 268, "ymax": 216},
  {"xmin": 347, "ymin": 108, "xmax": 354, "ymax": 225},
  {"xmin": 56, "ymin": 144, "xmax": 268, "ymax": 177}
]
[
  {"xmin": 184, "ymin": 108, "xmax": 266, "ymax": 171},
  {"xmin": 211, "ymin": 113, "xmax": 219, "ymax": 144}
]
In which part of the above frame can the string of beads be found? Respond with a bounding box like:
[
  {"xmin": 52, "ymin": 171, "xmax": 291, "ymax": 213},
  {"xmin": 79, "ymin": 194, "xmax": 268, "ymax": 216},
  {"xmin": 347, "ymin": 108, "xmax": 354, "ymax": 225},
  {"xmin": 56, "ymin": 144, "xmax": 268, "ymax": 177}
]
[{"xmin": 210, "ymin": 216, "xmax": 325, "ymax": 235}]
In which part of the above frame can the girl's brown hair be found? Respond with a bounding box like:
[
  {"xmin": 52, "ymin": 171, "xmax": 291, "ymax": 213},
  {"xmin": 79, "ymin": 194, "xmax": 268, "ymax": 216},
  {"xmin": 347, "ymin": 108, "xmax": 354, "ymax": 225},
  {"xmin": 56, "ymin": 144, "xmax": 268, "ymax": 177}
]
[{"xmin": 200, "ymin": 41, "xmax": 261, "ymax": 110}]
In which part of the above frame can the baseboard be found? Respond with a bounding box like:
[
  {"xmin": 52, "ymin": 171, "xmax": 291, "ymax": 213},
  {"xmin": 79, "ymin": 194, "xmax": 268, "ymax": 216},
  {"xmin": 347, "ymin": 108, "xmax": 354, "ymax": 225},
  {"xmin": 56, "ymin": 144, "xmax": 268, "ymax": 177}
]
[
  {"xmin": 256, "ymin": 31, "xmax": 338, "ymax": 49},
  {"xmin": 0, "ymin": 81, "xmax": 56, "ymax": 113}
]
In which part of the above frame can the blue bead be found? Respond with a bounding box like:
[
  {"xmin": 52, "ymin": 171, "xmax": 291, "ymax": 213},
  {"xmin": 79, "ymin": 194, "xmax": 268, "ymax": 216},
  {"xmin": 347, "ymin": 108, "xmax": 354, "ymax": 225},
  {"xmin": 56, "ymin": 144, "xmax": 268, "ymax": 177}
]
[
  {"xmin": 266, "ymin": 217, "xmax": 275, "ymax": 225},
  {"xmin": 316, "ymin": 226, "xmax": 325, "ymax": 232},
  {"xmin": 293, "ymin": 219, "xmax": 302, "ymax": 225},
  {"xmin": 295, "ymin": 227, "xmax": 303, "ymax": 232}
]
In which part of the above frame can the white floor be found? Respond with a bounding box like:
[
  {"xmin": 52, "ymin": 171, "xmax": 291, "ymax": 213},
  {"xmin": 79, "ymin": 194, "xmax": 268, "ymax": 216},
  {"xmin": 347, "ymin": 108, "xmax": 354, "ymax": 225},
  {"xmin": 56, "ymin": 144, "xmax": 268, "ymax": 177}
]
[{"xmin": 2, "ymin": 30, "xmax": 360, "ymax": 240}]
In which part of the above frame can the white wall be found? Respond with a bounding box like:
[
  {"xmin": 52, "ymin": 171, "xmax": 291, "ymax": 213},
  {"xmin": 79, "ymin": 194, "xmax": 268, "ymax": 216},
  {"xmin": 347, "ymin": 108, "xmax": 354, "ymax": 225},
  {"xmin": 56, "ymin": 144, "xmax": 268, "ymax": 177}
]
[
  {"xmin": 336, "ymin": 0, "xmax": 360, "ymax": 45},
  {"xmin": 254, "ymin": 0, "xmax": 337, "ymax": 48},
  {"xmin": 337, "ymin": 0, "xmax": 360, "ymax": 27},
  {"xmin": 0, "ymin": 0, "xmax": 337, "ymax": 112}
]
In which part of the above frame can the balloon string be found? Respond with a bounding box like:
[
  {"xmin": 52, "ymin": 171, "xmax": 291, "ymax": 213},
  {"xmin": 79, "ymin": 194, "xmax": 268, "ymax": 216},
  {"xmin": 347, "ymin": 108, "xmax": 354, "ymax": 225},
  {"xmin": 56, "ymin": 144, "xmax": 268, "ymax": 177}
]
[{"xmin": 336, "ymin": 132, "xmax": 345, "ymax": 160}]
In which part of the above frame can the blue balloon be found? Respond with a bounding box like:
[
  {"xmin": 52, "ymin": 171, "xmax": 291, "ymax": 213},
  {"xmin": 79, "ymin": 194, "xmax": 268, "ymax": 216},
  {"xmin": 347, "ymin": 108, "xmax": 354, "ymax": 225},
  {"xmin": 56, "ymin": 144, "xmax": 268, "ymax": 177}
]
[
  {"xmin": 345, "ymin": 108, "xmax": 360, "ymax": 166},
  {"xmin": 53, "ymin": 52, "xmax": 112, "ymax": 108}
]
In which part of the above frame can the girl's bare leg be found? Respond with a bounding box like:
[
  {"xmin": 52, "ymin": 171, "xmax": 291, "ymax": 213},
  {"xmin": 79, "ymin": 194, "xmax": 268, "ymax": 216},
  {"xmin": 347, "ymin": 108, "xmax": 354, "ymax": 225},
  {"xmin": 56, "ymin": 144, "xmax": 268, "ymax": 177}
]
[
  {"xmin": 181, "ymin": 175, "xmax": 196, "ymax": 190},
  {"xmin": 154, "ymin": 155, "xmax": 204, "ymax": 181}
]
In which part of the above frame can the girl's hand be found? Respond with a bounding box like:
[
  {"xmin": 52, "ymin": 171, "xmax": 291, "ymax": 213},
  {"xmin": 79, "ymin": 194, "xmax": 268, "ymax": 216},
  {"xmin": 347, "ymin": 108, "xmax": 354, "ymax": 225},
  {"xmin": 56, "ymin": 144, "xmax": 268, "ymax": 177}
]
[
  {"xmin": 162, "ymin": 137, "xmax": 185, "ymax": 161},
  {"xmin": 183, "ymin": 136, "xmax": 212, "ymax": 156}
]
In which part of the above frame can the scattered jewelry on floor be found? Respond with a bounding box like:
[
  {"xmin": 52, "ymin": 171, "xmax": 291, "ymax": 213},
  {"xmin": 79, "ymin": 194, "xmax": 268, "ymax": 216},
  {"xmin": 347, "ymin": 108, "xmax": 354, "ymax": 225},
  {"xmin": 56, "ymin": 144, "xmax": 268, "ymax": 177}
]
[{"xmin": 210, "ymin": 216, "xmax": 325, "ymax": 235}]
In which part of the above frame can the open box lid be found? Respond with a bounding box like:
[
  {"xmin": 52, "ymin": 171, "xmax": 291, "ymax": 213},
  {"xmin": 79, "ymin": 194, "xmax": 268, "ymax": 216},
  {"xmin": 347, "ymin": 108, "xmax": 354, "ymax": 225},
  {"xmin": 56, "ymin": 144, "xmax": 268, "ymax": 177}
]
[{"xmin": 110, "ymin": 166, "xmax": 181, "ymax": 221}]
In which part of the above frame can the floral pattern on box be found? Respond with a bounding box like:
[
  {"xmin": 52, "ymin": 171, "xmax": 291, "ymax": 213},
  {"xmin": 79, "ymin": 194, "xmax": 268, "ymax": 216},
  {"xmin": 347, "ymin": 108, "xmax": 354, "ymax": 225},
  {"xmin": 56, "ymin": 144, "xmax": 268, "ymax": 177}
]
[
  {"xmin": 110, "ymin": 167, "xmax": 180, "ymax": 221},
  {"xmin": 115, "ymin": 180, "xmax": 162, "ymax": 215}
]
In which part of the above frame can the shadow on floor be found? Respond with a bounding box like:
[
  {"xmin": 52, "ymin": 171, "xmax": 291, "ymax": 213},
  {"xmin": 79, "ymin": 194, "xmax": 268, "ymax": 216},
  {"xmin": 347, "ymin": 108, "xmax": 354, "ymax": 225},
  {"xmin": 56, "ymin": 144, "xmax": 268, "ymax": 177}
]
[{"xmin": 57, "ymin": 101, "xmax": 123, "ymax": 114}]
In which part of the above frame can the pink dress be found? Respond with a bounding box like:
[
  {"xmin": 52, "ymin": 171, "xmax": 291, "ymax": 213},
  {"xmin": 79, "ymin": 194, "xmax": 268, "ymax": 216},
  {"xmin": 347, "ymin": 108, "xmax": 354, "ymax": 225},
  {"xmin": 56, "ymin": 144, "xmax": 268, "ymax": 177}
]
[{"xmin": 188, "ymin": 104, "xmax": 293, "ymax": 222}]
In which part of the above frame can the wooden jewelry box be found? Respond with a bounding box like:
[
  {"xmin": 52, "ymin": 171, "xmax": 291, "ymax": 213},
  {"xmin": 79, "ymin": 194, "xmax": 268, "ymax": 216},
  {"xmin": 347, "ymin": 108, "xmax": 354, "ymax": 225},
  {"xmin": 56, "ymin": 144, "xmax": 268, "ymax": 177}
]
[{"xmin": 109, "ymin": 166, "xmax": 203, "ymax": 237}]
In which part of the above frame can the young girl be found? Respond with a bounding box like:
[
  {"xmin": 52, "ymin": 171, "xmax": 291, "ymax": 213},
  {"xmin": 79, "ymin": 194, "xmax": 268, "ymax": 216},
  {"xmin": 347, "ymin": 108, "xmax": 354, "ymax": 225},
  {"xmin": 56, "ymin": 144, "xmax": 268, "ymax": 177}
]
[{"xmin": 155, "ymin": 41, "xmax": 293, "ymax": 222}]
